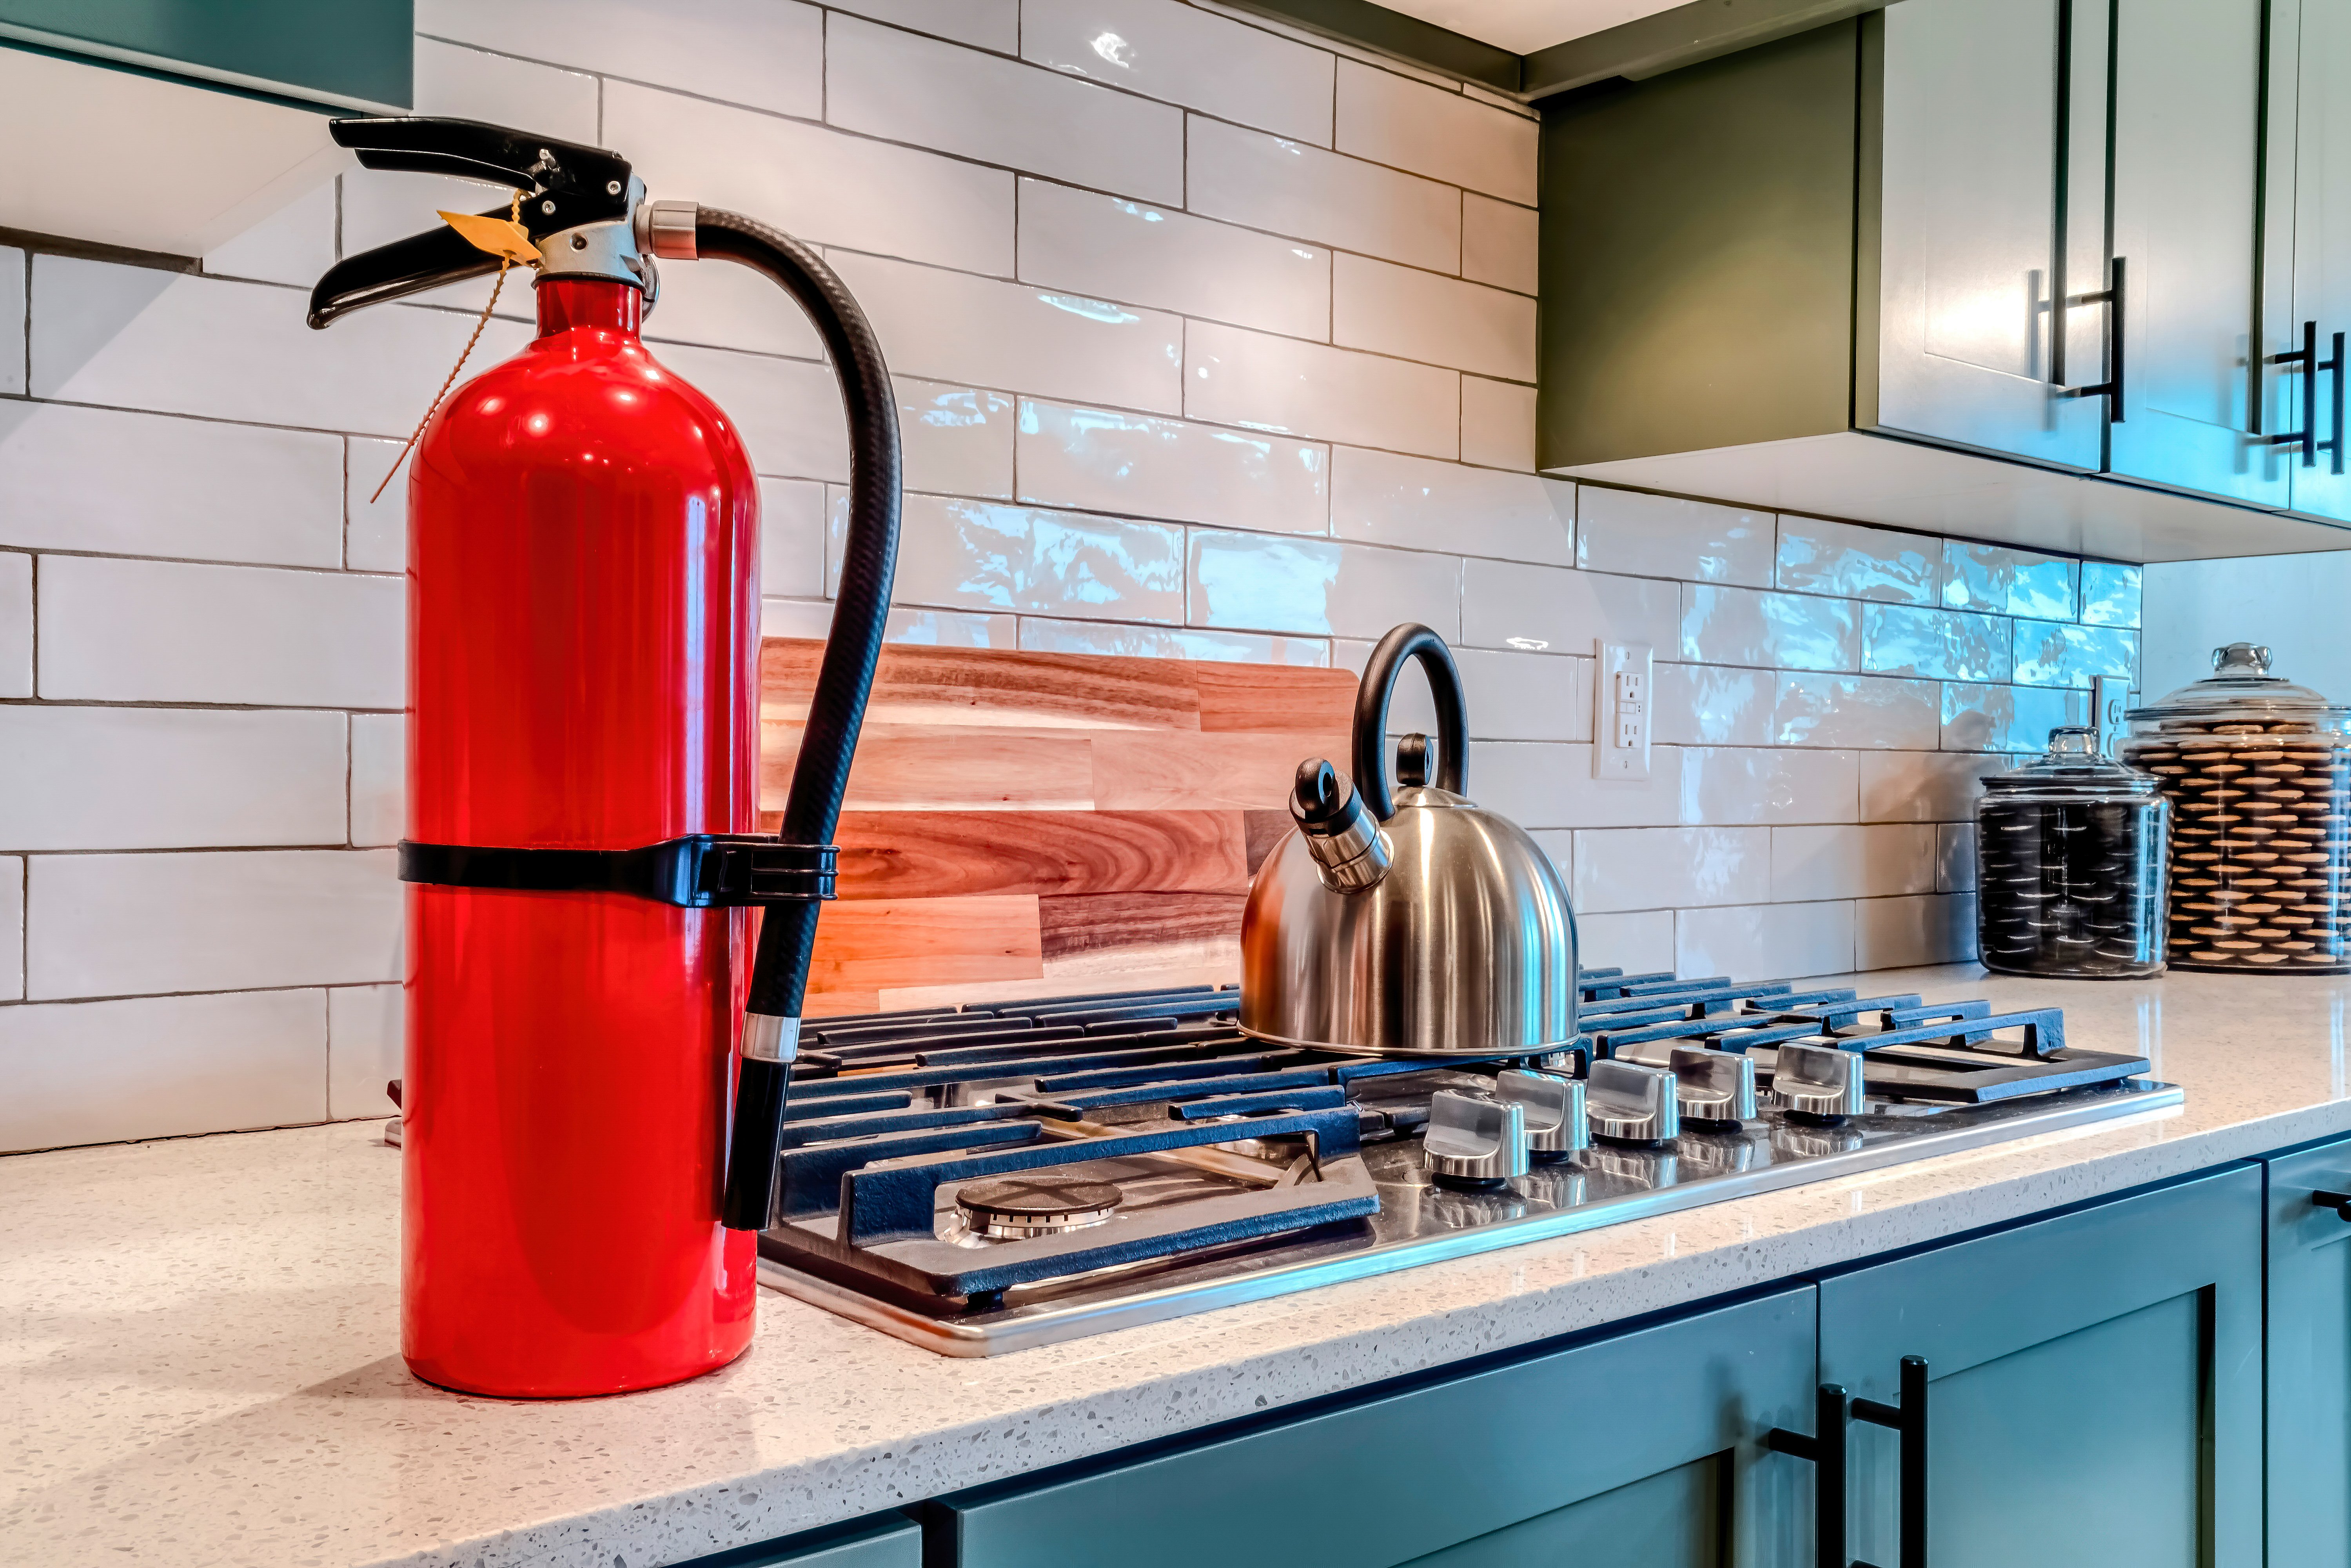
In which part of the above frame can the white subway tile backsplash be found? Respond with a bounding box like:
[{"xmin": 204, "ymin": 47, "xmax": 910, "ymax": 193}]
[
  {"xmin": 415, "ymin": 0, "xmax": 826, "ymax": 114},
  {"xmin": 1331, "ymin": 542, "xmax": 1462, "ymax": 640},
  {"xmin": 1774, "ymin": 515, "xmax": 1937, "ymax": 603},
  {"xmin": 655, "ymin": 343, "xmax": 851, "ymax": 483},
  {"xmin": 346, "ymin": 438, "xmax": 408, "ymax": 574},
  {"xmin": 27, "ymin": 849, "xmax": 400, "ymax": 999},
  {"xmin": 892, "ymin": 380, "xmax": 1018, "ymax": 500},
  {"xmin": 202, "ymin": 180, "xmax": 336, "ymax": 289},
  {"xmin": 606, "ymin": 82, "xmax": 1013, "ymax": 276},
  {"xmin": 1679, "ymin": 747, "xmax": 1859, "ymax": 826},
  {"xmin": 1770, "ymin": 823, "xmax": 1935, "ymax": 901},
  {"xmin": 1019, "ymin": 179, "xmax": 1330, "ymax": 339},
  {"xmin": 0, "ymin": 553, "xmax": 27, "ymax": 699},
  {"xmin": 38, "ymin": 557, "xmax": 403, "ymax": 709},
  {"xmin": 860, "ymin": 494, "xmax": 1186, "ymax": 621},
  {"xmin": 644, "ymin": 259, "xmax": 826, "ymax": 361},
  {"xmin": 1330, "ymin": 448, "xmax": 1571, "ymax": 563},
  {"xmin": 413, "ymin": 36, "xmax": 598, "ymax": 138},
  {"xmin": 1187, "ymin": 320, "xmax": 1458, "ymax": 459},
  {"xmin": 886, "ymin": 608, "xmax": 1019, "ymax": 646},
  {"xmin": 1020, "ymin": 401, "xmax": 1327, "ymax": 533},
  {"xmin": 1020, "ymin": 618, "xmax": 1327, "ymax": 664},
  {"xmin": 1681, "ymin": 585, "xmax": 1857, "ymax": 671},
  {"xmin": 1184, "ymin": 528, "xmax": 1331, "ymax": 634},
  {"xmin": 828, "ymin": 15, "xmax": 1184, "ymax": 204},
  {"xmin": 1332, "ymin": 253, "xmax": 1536, "ymax": 381},
  {"xmin": 0, "ymin": 989, "xmax": 327, "ymax": 1152},
  {"xmin": 1022, "ymin": 0, "xmax": 1334, "ymax": 144},
  {"xmin": 1654, "ymin": 664, "xmax": 1771, "ymax": 747},
  {"xmin": 350, "ymin": 714, "xmax": 405, "ymax": 849},
  {"xmin": 1936, "ymin": 822, "xmax": 1978, "ymax": 892},
  {"xmin": 1, "ymin": 246, "xmax": 23, "ymax": 395},
  {"xmin": 0, "ymin": 403, "xmax": 343, "ymax": 567},
  {"xmin": 1772, "ymin": 672, "xmax": 1940, "ymax": 750},
  {"xmin": 2080, "ymin": 562, "xmax": 2142, "ymax": 628},
  {"xmin": 0, "ymin": 708, "xmax": 347, "ymax": 851},
  {"xmin": 1471, "ymin": 741, "xmax": 1685, "ymax": 829},
  {"xmin": 1857, "ymin": 750, "xmax": 2004, "ymax": 823},
  {"xmin": 2008, "ymin": 621, "xmax": 2137, "ymax": 688},
  {"xmin": 1459, "ymin": 376, "xmax": 1537, "ymax": 472},
  {"xmin": 1677, "ymin": 900, "xmax": 1855, "ymax": 981},
  {"xmin": 327, "ymin": 984, "xmax": 403, "ymax": 1119},
  {"xmin": 1575, "ymin": 909, "xmax": 1676, "ymax": 974},
  {"xmin": 1859, "ymin": 604, "xmax": 2012, "ymax": 682},
  {"xmin": 1943, "ymin": 541, "xmax": 2078, "ymax": 620},
  {"xmin": 1855, "ymin": 892, "xmax": 1977, "ymax": 968},
  {"xmin": 1333, "ymin": 60, "xmax": 1537, "ymax": 203},
  {"xmin": 760, "ymin": 478, "xmax": 828, "ymax": 600},
  {"xmin": 828, "ymin": 0, "xmax": 1018, "ymax": 51},
  {"xmin": 1187, "ymin": 118, "xmax": 1460, "ymax": 274},
  {"xmin": 1455, "ymin": 649, "xmax": 1590, "ymax": 741},
  {"xmin": 1, "ymin": 855, "xmax": 19, "ymax": 1000},
  {"xmin": 1578, "ymin": 488, "xmax": 1774, "ymax": 588},
  {"xmin": 1941, "ymin": 682, "xmax": 2086, "ymax": 752},
  {"xmin": 1575, "ymin": 826, "xmax": 1769, "ymax": 913},
  {"xmin": 838, "ymin": 251, "xmax": 1185, "ymax": 417},
  {"xmin": 1461, "ymin": 194, "xmax": 1538, "ymax": 295},
  {"xmin": 1461, "ymin": 561, "xmax": 1677, "ymax": 655}
]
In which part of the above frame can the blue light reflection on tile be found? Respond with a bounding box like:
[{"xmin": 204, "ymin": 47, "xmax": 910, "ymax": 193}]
[
  {"xmin": 1680, "ymin": 585, "xmax": 1856, "ymax": 671},
  {"xmin": 1940, "ymin": 681, "xmax": 2087, "ymax": 751},
  {"xmin": 1860, "ymin": 604, "xmax": 2010, "ymax": 681},
  {"xmin": 2009, "ymin": 621, "xmax": 2137, "ymax": 688},
  {"xmin": 2079, "ymin": 562, "xmax": 2143, "ymax": 627},
  {"xmin": 1775, "ymin": 517, "xmax": 1937, "ymax": 603},
  {"xmin": 1941, "ymin": 541, "xmax": 2079, "ymax": 619},
  {"xmin": 1189, "ymin": 529, "xmax": 1341, "ymax": 634}
]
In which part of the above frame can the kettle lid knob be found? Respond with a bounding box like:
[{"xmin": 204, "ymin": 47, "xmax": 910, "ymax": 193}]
[{"xmin": 1396, "ymin": 733, "xmax": 1438, "ymax": 789}]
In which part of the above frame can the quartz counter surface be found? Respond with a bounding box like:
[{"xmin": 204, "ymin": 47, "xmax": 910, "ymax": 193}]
[{"xmin": 6, "ymin": 965, "xmax": 2350, "ymax": 1568}]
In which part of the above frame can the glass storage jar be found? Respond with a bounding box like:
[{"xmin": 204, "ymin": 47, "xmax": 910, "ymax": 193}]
[
  {"xmin": 1974, "ymin": 726, "xmax": 2169, "ymax": 978},
  {"xmin": 2119, "ymin": 642, "xmax": 2351, "ymax": 973}
]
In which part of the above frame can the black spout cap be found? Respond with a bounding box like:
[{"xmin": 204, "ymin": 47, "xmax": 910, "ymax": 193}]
[
  {"xmin": 308, "ymin": 116, "xmax": 636, "ymax": 329},
  {"xmin": 1292, "ymin": 758, "xmax": 1356, "ymax": 829}
]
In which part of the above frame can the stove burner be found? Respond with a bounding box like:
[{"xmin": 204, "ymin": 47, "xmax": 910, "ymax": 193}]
[{"xmin": 956, "ymin": 1176, "xmax": 1124, "ymax": 1238}]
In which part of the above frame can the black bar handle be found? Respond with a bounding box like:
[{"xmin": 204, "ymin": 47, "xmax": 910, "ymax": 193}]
[
  {"xmin": 2327, "ymin": 332, "xmax": 2347, "ymax": 477},
  {"xmin": 2264, "ymin": 320, "xmax": 2322, "ymax": 463},
  {"xmin": 1853, "ymin": 1355, "xmax": 1929, "ymax": 1568},
  {"xmin": 2313, "ymin": 1189, "xmax": 2351, "ymax": 1221},
  {"xmin": 1768, "ymin": 1385, "xmax": 1883, "ymax": 1568},
  {"xmin": 2063, "ymin": 257, "xmax": 2126, "ymax": 423}
]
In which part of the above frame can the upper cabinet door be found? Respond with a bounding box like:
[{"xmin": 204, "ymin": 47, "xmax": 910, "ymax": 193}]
[
  {"xmin": 2106, "ymin": 0, "xmax": 2294, "ymax": 506},
  {"xmin": 1871, "ymin": 0, "xmax": 2106, "ymax": 470},
  {"xmin": 2287, "ymin": 0, "xmax": 2351, "ymax": 522}
]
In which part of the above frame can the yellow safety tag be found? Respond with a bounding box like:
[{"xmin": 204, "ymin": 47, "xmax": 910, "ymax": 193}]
[{"xmin": 439, "ymin": 210, "xmax": 542, "ymax": 265}]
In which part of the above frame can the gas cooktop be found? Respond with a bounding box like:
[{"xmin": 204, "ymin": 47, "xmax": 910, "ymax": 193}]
[{"xmin": 755, "ymin": 972, "xmax": 2180, "ymax": 1355}]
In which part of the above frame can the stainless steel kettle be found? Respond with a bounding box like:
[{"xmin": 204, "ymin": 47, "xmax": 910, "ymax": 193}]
[{"xmin": 1239, "ymin": 624, "xmax": 1579, "ymax": 1056}]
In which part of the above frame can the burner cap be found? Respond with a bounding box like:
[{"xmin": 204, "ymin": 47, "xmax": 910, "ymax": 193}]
[{"xmin": 956, "ymin": 1176, "xmax": 1124, "ymax": 1238}]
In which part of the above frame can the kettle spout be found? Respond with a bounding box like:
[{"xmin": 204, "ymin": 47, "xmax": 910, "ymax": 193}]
[{"xmin": 1292, "ymin": 759, "xmax": 1391, "ymax": 893}]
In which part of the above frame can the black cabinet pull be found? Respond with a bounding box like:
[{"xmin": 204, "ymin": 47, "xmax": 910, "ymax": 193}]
[
  {"xmin": 1852, "ymin": 1356, "xmax": 1929, "ymax": 1568},
  {"xmin": 2262, "ymin": 321, "xmax": 2345, "ymax": 472},
  {"xmin": 1768, "ymin": 1385, "xmax": 1866, "ymax": 1568},
  {"xmin": 2062, "ymin": 256, "xmax": 2127, "ymax": 423},
  {"xmin": 2313, "ymin": 1189, "xmax": 2351, "ymax": 1221}
]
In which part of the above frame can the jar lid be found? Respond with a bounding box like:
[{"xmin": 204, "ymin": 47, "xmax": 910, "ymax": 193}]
[
  {"xmin": 1982, "ymin": 726, "xmax": 2162, "ymax": 797},
  {"xmin": 2126, "ymin": 641, "xmax": 2347, "ymax": 722}
]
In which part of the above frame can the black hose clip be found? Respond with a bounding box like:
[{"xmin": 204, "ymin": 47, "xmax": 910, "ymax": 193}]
[{"xmin": 399, "ymin": 835, "xmax": 837, "ymax": 907}]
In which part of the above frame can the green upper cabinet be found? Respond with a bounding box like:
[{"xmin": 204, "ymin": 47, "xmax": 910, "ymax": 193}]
[
  {"xmin": 2280, "ymin": 0, "xmax": 2351, "ymax": 524},
  {"xmin": 0, "ymin": 0, "xmax": 412, "ymax": 113}
]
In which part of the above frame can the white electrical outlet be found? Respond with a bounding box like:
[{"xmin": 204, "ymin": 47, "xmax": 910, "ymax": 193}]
[{"xmin": 1594, "ymin": 641, "xmax": 1655, "ymax": 780}]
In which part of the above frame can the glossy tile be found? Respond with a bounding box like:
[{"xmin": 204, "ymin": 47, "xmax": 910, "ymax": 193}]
[
  {"xmin": 1460, "ymin": 376, "xmax": 1537, "ymax": 471},
  {"xmin": 1461, "ymin": 561, "xmax": 1678, "ymax": 654},
  {"xmin": 0, "ymin": 707, "xmax": 347, "ymax": 851},
  {"xmin": 0, "ymin": 554, "xmax": 27, "ymax": 700},
  {"xmin": 1772, "ymin": 672, "xmax": 1941, "ymax": 750},
  {"xmin": 760, "ymin": 478, "xmax": 828, "ymax": 600},
  {"xmin": 1468, "ymin": 740, "xmax": 1685, "ymax": 829},
  {"xmin": 0, "ymin": 246, "xmax": 20, "ymax": 396},
  {"xmin": 1775, "ymin": 516, "xmax": 1937, "ymax": 603},
  {"xmin": 828, "ymin": 15, "xmax": 1183, "ymax": 205},
  {"xmin": 415, "ymin": 0, "xmax": 826, "ymax": 113},
  {"xmin": 1678, "ymin": 747, "xmax": 1859, "ymax": 826},
  {"xmin": 1529, "ymin": 829, "xmax": 1573, "ymax": 886},
  {"xmin": 1, "ymin": 856, "xmax": 19, "ymax": 1000},
  {"xmin": 2009, "ymin": 620, "xmax": 2138, "ymax": 688},
  {"xmin": 1574, "ymin": 826, "xmax": 1770, "ymax": 913},
  {"xmin": 833, "ymin": 251, "xmax": 1184, "ymax": 417},
  {"xmin": 1188, "ymin": 530, "xmax": 1339, "ymax": 634},
  {"xmin": 1022, "ymin": 0, "xmax": 1334, "ymax": 144},
  {"xmin": 834, "ymin": 494, "xmax": 1184, "ymax": 622},
  {"xmin": 1579, "ymin": 488, "xmax": 1774, "ymax": 587},
  {"xmin": 1854, "ymin": 892, "xmax": 1978, "ymax": 968},
  {"xmin": 1860, "ymin": 604, "xmax": 2012, "ymax": 681},
  {"xmin": 412, "ymin": 36, "xmax": 598, "ymax": 138},
  {"xmin": 656, "ymin": 343, "xmax": 849, "ymax": 482},
  {"xmin": 346, "ymin": 438, "xmax": 407, "ymax": 575},
  {"xmin": 0, "ymin": 990, "xmax": 327, "ymax": 1152},
  {"xmin": 642, "ymin": 256, "xmax": 824, "ymax": 361},
  {"xmin": 1939, "ymin": 682, "xmax": 2086, "ymax": 752},
  {"xmin": 1186, "ymin": 117, "xmax": 1460, "ymax": 274},
  {"xmin": 350, "ymin": 714, "xmax": 404, "ymax": 849},
  {"xmin": 761, "ymin": 599, "xmax": 835, "ymax": 641},
  {"xmin": 27, "ymin": 850, "xmax": 400, "ymax": 999},
  {"xmin": 328, "ymin": 984, "xmax": 403, "ymax": 1120},
  {"xmin": 1333, "ymin": 253, "xmax": 1536, "ymax": 381},
  {"xmin": 1020, "ymin": 400, "xmax": 1326, "ymax": 534},
  {"xmin": 1329, "ymin": 448, "xmax": 1570, "ymax": 563},
  {"xmin": 202, "ymin": 180, "xmax": 336, "ymax": 289},
  {"xmin": 1942, "ymin": 540, "xmax": 2079, "ymax": 620},
  {"xmin": 1936, "ymin": 822, "xmax": 1978, "ymax": 893},
  {"xmin": 885, "ymin": 609, "xmax": 1020, "ymax": 647},
  {"xmin": 1676, "ymin": 899, "xmax": 1855, "ymax": 981},
  {"xmin": 898, "ymin": 379, "xmax": 1017, "ymax": 501},
  {"xmin": 1453, "ymin": 648, "xmax": 1590, "ymax": 741},
  {"xmin": 1334, "ymin": 60, "xmax": 1538, "ymax": 203},
  {"xmin": 827, "ymin": 0, "xmax": 1017, "ymax": 51},
  {"xmin": 1186, "ymin": 321, "xmax": 1458, "ymax": 459},
  {"xmin": 1324, "ymin": 541, "xmax": 1463, "ymax": 641},
  {"xmin": 1680, "ymin": 585, "xmax": 1857, "ymax": 671},
  {"xmin": 605, "ymin": 81, "xmax": 1012, "ymax": 276},
  {"xmin": 1019, "ymin": 618, "xmax": 1328, "ymax": 665},
  {"xmin": 2080, "ymin": 562, "xmax": 2143, "ymax": 627},
  {"xmin": 1652, "ymin": 664, "xmax": 1771, "ymax": 746},
  {"xmin": 1770, "ymin": 823, "xmax": 1935, "ymax": 901},
  {"xmin": 1574, "ymin": 909, "xmax": 1676, "ymax": 974},
  {"xmin": 37, "ymin": 557, "xmax": 403, "ymax": 708},
  {"xmin": 1461, "ymin": 194, "xmax": 1538, "ymax": 295},
  {"xmin": 1857, "ymin": 751, "xmax": 2007, "ymax": 822},
  {"xmin": 1019, "ymin": 179, "xmax": 1331, "ymax": 339}
]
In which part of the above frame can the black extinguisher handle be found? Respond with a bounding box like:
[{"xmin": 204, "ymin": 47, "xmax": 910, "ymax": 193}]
[{"xmin": 691, "ymin": 207, "xmax": 903, "ymax": 1233}]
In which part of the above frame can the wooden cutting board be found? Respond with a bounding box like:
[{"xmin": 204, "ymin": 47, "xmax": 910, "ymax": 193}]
[{"xmin": 758, "ymin": 639, "xmax": 1358, "ymax": 1016}]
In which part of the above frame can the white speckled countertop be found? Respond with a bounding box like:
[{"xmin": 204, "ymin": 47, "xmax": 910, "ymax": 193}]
[{"xmin": 6, "ymin": 964, "xmax": 2351, "ymax": 1568}]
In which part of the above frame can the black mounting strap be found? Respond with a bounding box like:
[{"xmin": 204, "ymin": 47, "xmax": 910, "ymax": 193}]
[{"xmin": 399, "ymin": 835, "xmax": 836, "ymax": 907}]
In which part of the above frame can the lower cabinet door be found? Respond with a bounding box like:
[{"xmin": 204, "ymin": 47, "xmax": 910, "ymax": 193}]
[
  {"xmin": 940, "ymin": 1286, "xmax": 1819, "ymax": 1568},
  {"xmin": 669, "ymin": 1513, "xmax": 920, "ymax": 1567},
  {"xmin": 2268, "ymin": 1135, "xmax": 2351, "ymax": 1564},
  {"xmin": 1820, "ymin": 1163, "xmax": 2263, "ymax": 1568}
]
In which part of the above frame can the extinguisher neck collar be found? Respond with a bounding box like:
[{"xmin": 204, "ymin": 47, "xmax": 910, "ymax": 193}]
[{"xmin": 536, "ymin": 277, "xmax": 642, "ymax": 338}]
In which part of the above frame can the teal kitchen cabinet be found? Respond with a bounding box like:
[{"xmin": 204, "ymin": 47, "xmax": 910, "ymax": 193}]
[
  {"xmin": 2277, "ymin": 0, "xmax": 2351, "ymax": 524},
  {"xmin": 672, "ymin": 1511, "xmax": 921, "ymax": 1568},
  {"xmin": 1819, "ymin": 1164, "xmax": 2264, "ymax": 1567},
  {"xmin": 2267, "ymin": 1136, "xmax": 2351, "ymax": 1564},
  {"xmin": 939, "ymin": 1287, "xmax": 1820, "ymax": 1568}
]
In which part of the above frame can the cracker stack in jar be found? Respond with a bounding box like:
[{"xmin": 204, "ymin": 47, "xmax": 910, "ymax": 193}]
[{"xmin": 2119, "ymin": 642, "xmax": 2351, "ymax": 973}]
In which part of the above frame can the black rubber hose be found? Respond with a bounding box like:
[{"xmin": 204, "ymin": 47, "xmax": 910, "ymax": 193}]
[
  {"xmin": 695, "ymin": 208, "xmax": 902, "ymax": 1231},
  {"xmin": 1350, "ymin": 624, "xmax": 1467, "ymax": 820}
]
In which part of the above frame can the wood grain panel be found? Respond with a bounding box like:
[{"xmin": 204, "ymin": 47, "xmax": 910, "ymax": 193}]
[
  {"xmin": 761, "ymin": 639, "xmax": 1200, "ymax": 730},
  {"xmin": 1192, "ymin": 662, "xmax": 1359, "ymax": 733},
  {"xmin": 763, "ymin": 724, "xmax": 1095, "ymax": 811},
  {"xmin": 1038, "ymin": 892, "xmax": 1249, "ymax": 959},
  {"xmin": 804, "ymin": 895, "xmax": 1044, "ymax": 1009},
  {"xmin": 1090, "ymin": 730, "xmax": 1352, "ymax": 811},
  {"xmin": 833, "ymin": 810, "xmax": 1248, "ymax": 899},
  {"xmin": 1244, "ymin": 810, "xmax": 1294, "ymax": 875}
]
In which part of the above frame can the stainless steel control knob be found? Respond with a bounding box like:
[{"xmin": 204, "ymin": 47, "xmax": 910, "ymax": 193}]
[
  {"xmin": 1498, "ymin": 1068, "xmax": 1586, "ymax": 1158},
  {"xmin": 1423, "ymin": 1090, "xmax": 1529, "ymax": 1188},
  {"xmin": 1586, "ymin": 1058, "xmax": 1678, "ymax": 1145},
  {"xmin": 1773, "ymin": 1041, "xmax": 1868, "ymax": 1121},
  {"xmin": 1669, "ymin": 1045, "xmax": 1757, "ymax": 1128}
]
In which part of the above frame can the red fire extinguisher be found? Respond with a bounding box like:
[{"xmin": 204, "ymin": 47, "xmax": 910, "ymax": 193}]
[{"xmin": 308, "ymin": 118, "xmax": 897, "ymax": 1397}]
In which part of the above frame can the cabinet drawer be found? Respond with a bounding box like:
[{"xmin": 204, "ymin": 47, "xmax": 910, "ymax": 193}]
[
  {"xmin": 2268, "ymin": 1134, "xmax": 2351, "ymax": 1565},
  {"xmin": 672, "ymin": 1513, "xmax": 919, "ymax": 1568},
  {"xmin": 939, "ymin": 1286, "xmax": 1816, "ymax": 1568}
]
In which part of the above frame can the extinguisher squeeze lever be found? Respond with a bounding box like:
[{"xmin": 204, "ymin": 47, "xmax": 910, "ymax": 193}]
[{"xmin": 310, "ymin": 116, "xmax": 904, "ymax": 1236}]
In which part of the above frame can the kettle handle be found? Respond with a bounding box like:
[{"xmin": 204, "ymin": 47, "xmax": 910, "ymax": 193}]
[{"xmin": 1353, "ymin": 624, "xmax": 1468, "ymax": 820}]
